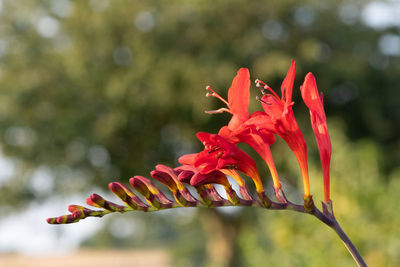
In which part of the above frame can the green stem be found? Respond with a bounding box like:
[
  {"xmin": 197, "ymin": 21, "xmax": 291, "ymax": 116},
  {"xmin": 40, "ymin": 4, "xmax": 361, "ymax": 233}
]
[
  {"xmin": 330, "ymin": 218, "xmax": 367, "ymax": 267},
  {"xmin": 311, "ymin": 207, "xmax": 367, "ymax": 266},
  {"xmin": 265, "ymin": 199, "xmax": 367, "ymax": 266}
]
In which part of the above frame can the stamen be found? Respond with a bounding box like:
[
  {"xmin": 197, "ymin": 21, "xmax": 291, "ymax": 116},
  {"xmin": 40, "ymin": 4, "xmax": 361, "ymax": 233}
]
[
  {"xmin": 205, "ymin": 86, "xmax": 229, "ymax": 106},
  {"xmin": 204, "ymin": 108, "xmax": 232, "ymax": 115},
  {"xmin": 206, "ymin": 145, "xmax": 221, "ymax": 153},
  {"xmin": 256, "ymin": 96, "xmax": 268, "ymax": 105},
  {"xmin": 255, "ymin": 79, "xmax": 281, "ymax": 100},
  {"xmin": 211, "ymin": 146, "xmax": 221, "ymax": 152}
]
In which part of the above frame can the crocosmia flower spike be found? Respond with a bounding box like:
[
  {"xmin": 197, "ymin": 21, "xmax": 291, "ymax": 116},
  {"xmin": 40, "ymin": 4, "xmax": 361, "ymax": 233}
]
[{"xmin": 46, "ymin": 61, "xmax": 366, "ymax": 267}]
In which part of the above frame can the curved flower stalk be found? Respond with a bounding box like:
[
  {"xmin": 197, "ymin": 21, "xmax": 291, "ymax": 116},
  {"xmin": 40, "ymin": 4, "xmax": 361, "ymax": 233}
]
[{"xmin": 47, "ymin": 62, "xmax": 366, "ymax": 267}]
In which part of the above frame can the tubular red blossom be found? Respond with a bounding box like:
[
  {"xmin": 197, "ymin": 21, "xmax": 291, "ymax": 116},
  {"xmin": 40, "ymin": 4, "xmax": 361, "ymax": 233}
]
[
  {"xmin": 301, "ymin": 73, "xmax": 332, "ymax": 202},
  {"xmin": 194, "ymin": 132, "xmax": 264, "ymax": 193},
  {"xmin": 248, "ymin": 61, "xmax": 311, "ymax": 197},
  {"xmin": 233, "ymin": 127, "xmax": 280, "ymax": 188},
  {"xmin": 205, "ymin": 68, "xmax": 250, "ymax": 129},
  {"xmin": 205, "ymin": 68, "xmax": 281, "ymax": 190}
]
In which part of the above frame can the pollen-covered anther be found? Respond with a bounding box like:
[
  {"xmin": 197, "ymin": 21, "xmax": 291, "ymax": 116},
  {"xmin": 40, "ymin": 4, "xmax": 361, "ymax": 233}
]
[
  {"xmin": 255, "ymin": 79, "xmax": 276, "ymax": 96},
  {"xmin": 205, "ymin": 85, "xmax": 229, "ymax": 106},
  {"xmin": 255, "ymin": 78, "xmax": 268, "ymax": 89},
  {"xmin": 254, "ymin": 78, "xmax": 267, "ymax": 88},
  {"xmin": 256, "ymin": 96, "xmax": 267, "ymax": 105}
]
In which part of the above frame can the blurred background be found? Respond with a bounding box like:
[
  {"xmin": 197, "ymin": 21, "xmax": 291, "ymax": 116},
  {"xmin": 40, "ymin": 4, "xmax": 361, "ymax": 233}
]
[{"xmin": 0, "ymin": 0, "xmax": 399, "ymax": 266}]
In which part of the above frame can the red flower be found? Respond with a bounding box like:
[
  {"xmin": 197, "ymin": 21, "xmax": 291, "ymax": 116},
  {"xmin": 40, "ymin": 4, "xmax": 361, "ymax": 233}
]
[
  {"xmin": 205, "ymin": 68, "xmax": 250, "ymax": 130},
  {"xmin": 179, "ymin": 132, "xmax": 264, "ymax": 193},
  {"xmin": 301, "ymin": 73, "xmax": 332, "ymax": 202},
  {"xmin": 246, "ymin": 61, "xmax": 311, "ymax": 197},
  {"xmin": 205, "ymin": 68, "xmax": 281, "ymax": 190}
]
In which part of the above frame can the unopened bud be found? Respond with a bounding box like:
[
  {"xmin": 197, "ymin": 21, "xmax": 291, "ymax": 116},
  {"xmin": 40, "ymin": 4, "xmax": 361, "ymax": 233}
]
[{"xmin": 109, "ymin": 182, "xmax": 148, "ymax": 211}]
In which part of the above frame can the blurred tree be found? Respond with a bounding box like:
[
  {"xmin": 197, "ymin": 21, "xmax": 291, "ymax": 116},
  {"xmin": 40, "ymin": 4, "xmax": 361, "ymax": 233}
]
[{"xmin": 0, "ymin": 0, "xmax": 399, "ymax": 266}]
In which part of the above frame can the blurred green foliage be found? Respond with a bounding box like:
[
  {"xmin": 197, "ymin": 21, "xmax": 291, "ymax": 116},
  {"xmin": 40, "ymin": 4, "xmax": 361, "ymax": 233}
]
[{"xmin": 0, "ymin": 0, "xmax": 399, "ymax": 266}]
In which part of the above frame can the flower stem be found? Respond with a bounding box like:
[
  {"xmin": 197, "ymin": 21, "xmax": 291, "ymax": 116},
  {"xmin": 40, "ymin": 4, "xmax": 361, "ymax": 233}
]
[
  {"xmin": 311, "ymin": 208, "xmax": 367, "ymax": 266},
  {"xmin": 330, "ymin": 218, "xmax": 367, "ymax": 267},
  {"xmin": 266, "ymin": 199, "xmax": 367, "ymax": 266}
]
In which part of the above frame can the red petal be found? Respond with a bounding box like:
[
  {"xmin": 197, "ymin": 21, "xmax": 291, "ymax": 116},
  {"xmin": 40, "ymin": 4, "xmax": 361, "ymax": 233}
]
[
  {"xmin": 245, "ymin": 111, "xmax": 274, "ymax": 133},
  {"xmin": 281, "ymin": 60, "xmax": 296, "ymax": 103},
  {"xmin": 194, "ymin": 150, "xmax": 218, "ymax": 174},
  {"xmin": 227, "ymin": 68, "xmax": 250, "ymax": 128},
  {"xmin": 178, "ymin": 153, "xmax": 198, "ymax": 166},
  {"xmin": 196, "ymin": 132, "xmax": 214, "ymax": 144},
  {"xmin": 300, "ymin": 73, "xmax": 326, "ymax": 120}
]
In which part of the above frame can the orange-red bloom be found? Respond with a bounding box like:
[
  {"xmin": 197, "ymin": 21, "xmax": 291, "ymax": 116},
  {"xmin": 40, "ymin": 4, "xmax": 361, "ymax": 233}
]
[
  {"xmin": 301, "ymin": 73, "xmax": 332, "ymax": 202},
  {"xmin": 206, "ymin": 68, "xmax": 281, "ymax": 190},
  {"xmin": 246, "ymin": 61, "xmax": 311, "ymax": 197},
  {"xmin": 178, "ymin": 132, "xmax": 264, "ymax": 193}
]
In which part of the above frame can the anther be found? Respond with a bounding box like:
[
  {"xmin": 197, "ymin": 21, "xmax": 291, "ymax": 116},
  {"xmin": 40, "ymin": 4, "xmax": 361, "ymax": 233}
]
[
  {"xmin": 205, "ymin": 86, "xmax": 229, "ymax": 106},
  {"xmin": 256, "ymin": 96, "xmax": 268, "ymax": 105},
  {"xmin": 255, "ymin": 79, "xmax": 280, "ymax": 100}
]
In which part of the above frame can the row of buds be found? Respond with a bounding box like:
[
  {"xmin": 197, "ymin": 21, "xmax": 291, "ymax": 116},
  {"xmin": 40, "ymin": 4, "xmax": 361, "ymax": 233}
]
[{"xmin": 47, "ymin": 164, "xmax": 264, "ymax": 224}]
